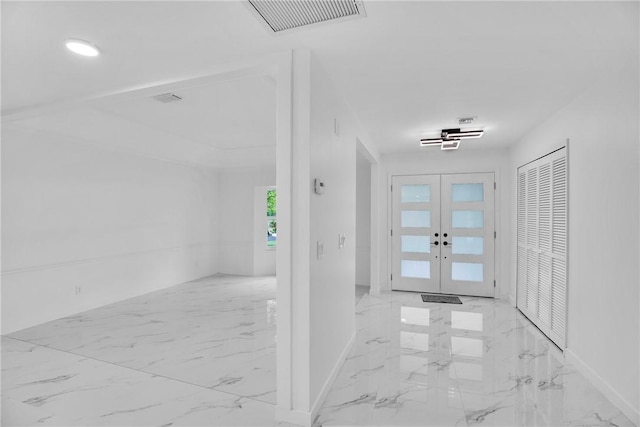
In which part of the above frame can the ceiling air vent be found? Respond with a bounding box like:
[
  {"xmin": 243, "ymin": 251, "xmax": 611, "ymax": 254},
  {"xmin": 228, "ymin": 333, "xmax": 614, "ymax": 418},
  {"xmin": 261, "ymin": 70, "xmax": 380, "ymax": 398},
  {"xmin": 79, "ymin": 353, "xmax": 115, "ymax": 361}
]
[
  {"xmin": 152, "ymin": 93, "xmax": 182, "ymax": 103},
  {"xmin": 248, "ymin": 0, "xmax": 366, "ymax": 33}
]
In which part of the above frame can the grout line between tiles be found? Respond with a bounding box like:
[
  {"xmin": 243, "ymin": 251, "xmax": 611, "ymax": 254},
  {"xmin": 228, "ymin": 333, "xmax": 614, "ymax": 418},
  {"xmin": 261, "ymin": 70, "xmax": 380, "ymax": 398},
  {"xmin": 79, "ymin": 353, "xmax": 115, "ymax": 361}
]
[{"xmin": 3, "ymin": 335, "xmax": 276, "ymax": 407}]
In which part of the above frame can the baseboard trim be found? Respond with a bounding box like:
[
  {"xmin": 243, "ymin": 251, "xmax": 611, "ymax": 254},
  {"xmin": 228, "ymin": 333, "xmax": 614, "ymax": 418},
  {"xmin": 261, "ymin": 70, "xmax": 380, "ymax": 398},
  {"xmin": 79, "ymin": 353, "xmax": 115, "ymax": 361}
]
[
  {"xmin": 275, "ymin": 331, "xmax": 356, "ymax": 427},
  {"xmin": 275, "ymin": 407, "xmax": 312, "ymax": 427},
  {"xmin": 565, "ymin": 348, "xmax": 639, "ymax": 426},
  {"xmin": 310, "ymin": 330, "xmax": 356, "ymax": 422}
]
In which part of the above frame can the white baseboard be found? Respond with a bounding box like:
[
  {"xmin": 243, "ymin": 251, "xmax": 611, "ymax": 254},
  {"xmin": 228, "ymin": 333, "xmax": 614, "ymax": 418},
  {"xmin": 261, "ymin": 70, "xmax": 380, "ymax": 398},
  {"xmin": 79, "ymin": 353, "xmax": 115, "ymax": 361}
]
[
  {"xmin": 275, "ymin": 331, "xmax": 356, "ymax": 427},
  {"xmin": 310, "ymin": 331, "xmax": 356, "ymax": 422},
  {"xmin": 565, "ymin": 348, "xmax": 639, "ymax": 426},
  {"xmin": 275, "ymin": 406, "xmax": 313, "ymax": 427}
]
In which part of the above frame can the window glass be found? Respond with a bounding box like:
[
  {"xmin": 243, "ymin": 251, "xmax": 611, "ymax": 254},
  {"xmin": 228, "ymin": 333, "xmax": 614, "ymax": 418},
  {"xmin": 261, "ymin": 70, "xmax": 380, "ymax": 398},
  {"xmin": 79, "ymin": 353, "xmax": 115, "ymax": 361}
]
[{"xmin": 267, "ymin": 190, "xmax": 276, "ymax": 248}]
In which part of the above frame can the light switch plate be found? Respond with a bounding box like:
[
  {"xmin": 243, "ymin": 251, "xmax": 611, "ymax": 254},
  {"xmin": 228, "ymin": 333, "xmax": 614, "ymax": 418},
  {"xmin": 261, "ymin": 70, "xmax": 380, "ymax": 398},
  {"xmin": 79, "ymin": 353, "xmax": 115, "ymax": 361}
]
[{"xmin": 314, "ymin": 179, "xmax": 325, "ymax": 195}]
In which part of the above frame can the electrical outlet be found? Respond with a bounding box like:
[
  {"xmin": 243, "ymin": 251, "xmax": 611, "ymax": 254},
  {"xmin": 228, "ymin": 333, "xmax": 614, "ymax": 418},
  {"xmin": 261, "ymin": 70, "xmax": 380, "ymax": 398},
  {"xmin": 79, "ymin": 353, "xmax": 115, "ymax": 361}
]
[
  {"xmin": 75, "ymin": 286, "xmax": 82, "ymax": 295},
  {"xmin": 317, "ymin": 240, "xmax": 324, "ymax": 259}
]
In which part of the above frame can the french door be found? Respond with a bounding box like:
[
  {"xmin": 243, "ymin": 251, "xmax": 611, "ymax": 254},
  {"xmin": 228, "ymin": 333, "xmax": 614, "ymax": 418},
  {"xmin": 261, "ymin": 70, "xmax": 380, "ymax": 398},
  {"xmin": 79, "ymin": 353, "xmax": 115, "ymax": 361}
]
[{"xmin": 391, "ymin": 173, "xmax": 495, "ymax": 297}]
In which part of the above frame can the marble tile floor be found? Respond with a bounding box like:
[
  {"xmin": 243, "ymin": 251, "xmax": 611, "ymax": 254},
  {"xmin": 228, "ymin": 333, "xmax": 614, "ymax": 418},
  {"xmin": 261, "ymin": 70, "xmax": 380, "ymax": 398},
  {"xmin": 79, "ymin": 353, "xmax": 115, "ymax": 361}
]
[
  {"xmin": 2, "ymin": 274, "xmax": 280, "ymax": 426},
  {"xmin": 3, "ymin": 275, "xmax": 635, "ymax": 426},
  {"xmin": 315, "ymin": 291, "xmax": 635, "ymax": 427}
]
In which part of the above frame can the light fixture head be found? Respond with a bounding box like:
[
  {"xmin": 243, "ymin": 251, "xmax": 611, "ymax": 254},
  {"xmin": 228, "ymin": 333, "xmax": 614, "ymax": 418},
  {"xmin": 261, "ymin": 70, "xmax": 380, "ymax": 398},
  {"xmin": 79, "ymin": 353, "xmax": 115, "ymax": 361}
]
[
  {"xmin": 419, "ymin": 138, "xmax": 444, "ymax": 147},
  {"xmin": 441, "ymin": 139, "xmax": 460, "ymax": 150},
  {"xmin": 65, "ymin": 39, "xmax": 100, "ymax": 57},
  {"xmin": 420, "ymin": 127, "xmax": 484, "ymax": 149},
  {"xmin": 441, "ymin": 128, "xmax": 484, "ymax": 139}
]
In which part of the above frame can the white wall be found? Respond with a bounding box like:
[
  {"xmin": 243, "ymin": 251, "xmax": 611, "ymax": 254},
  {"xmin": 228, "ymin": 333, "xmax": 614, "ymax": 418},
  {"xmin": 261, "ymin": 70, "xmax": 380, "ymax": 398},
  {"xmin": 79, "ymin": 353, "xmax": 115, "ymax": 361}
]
[
  {"xmin": 217, "ymin": 167, "xmax": 276, "ymax": 276},
  {"xmin": 1, "ymin": 122, "xmax": 219, "ymax": 334},
  {"xmin": 509, "ymin": 62, "xmax": 639, "ymax": 424},
  {"xmin": 308, "ymin": 52, "xmax": 363, "ymax": 410},
  {"xmin": 355, "ymin": 150, "xmax": 371, "ymax": 286},
  {"xmin": 379, "ymin": 148, "xmax": 512, "ymax": 299}
]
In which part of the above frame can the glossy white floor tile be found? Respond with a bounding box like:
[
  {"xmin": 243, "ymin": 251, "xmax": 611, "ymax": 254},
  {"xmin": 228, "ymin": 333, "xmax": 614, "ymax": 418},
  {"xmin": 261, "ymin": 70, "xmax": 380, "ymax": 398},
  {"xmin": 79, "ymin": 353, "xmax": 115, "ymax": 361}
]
[
  {"xmin": 3, "ymin": 276, "xmax": 635, "ymax": 426},
  {"xmin": 3, "ymin": 275, "xmax": 278, "ymax": 426},
  {"xmin": 2, "ymin": 337, "xmax": 276, "ymax": 426},
  {"xmin": 315, "ymin": 291, "xmax": 635, "ymax": 427}
]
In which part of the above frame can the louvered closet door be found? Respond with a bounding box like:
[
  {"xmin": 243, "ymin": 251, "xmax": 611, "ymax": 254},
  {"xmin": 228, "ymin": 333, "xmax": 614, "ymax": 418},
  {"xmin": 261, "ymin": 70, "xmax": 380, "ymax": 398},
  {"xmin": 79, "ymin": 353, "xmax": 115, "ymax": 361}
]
[{"xmin": 517, "ymin": 148, "xmax": 567, "ymax": 349}]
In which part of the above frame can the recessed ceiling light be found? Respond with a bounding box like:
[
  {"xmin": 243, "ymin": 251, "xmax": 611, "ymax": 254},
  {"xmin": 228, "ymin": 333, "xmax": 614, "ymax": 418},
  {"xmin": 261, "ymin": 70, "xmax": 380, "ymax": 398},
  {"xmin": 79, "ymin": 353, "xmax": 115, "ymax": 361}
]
[{"xmin": 65, "ymin": 39, "xmax": 100, "ymax": 57}]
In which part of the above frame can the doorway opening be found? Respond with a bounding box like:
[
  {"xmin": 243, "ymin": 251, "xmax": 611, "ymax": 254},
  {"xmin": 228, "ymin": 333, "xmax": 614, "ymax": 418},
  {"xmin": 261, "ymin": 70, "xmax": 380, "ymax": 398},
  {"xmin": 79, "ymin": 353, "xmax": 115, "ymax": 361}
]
[{"xmin": 355, "ymin": 146, "xmax": 372, "ymax": 303}]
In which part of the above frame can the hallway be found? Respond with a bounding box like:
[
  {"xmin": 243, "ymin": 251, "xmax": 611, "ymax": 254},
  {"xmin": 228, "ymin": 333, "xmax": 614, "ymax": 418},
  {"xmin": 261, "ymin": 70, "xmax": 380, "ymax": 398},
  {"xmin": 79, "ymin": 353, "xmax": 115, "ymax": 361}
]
[{"xmin": 316, "ymin": 291, "xmax": 634, "ymax": 426}]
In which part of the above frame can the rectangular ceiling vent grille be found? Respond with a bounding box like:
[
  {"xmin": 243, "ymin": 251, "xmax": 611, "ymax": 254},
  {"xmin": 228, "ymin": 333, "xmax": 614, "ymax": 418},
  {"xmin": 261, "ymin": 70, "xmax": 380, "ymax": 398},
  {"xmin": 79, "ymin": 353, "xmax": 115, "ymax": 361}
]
[
  {"xmin": 152, "ymin": 93, "xmax": 182, "ymax": 103},
  {"xmin": 248, "ymin": 0, "xmax": 365, "ymax": 33}
]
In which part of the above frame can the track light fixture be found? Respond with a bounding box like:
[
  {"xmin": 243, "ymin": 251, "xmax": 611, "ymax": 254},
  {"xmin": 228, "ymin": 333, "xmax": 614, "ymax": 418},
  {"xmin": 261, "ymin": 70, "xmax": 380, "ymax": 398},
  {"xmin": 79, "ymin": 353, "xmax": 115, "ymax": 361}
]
[{"xmin": 420, "ymin": 128, "xmax": 484, "ymax": 150}]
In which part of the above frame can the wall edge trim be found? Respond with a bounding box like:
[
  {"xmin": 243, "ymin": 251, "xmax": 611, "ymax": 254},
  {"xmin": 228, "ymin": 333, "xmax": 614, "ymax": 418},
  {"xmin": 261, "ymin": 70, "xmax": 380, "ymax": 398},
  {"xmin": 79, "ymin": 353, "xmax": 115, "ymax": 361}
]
[
  {"xmin": 565, "ymin": 348, "xmax": 639, "ymax": 426},
  {"xmin": 310, "ymin": 330, "xmax": 356, "ymax": 422}
]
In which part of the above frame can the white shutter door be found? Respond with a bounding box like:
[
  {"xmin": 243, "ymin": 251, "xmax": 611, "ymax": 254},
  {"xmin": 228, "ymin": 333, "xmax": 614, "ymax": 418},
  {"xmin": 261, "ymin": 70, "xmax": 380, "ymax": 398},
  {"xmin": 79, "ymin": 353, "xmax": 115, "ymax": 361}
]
[
  {"xmin": 525, "ymin": 168, "xmax": 538, "ymax": 316},
  {"xmin": 517, "ymin": 172, "xmax": 527, "ymax": 309},
  {"xmin": 550, "ymin": 156, "xmax": 567, "ymax": 347},
  {"xmin": 517, "ymin": 147, "xmax": 567, "ymax": 349},
  {"xmin": 537, "ymin": 163, "xmax": 552, "ymax": 328}
]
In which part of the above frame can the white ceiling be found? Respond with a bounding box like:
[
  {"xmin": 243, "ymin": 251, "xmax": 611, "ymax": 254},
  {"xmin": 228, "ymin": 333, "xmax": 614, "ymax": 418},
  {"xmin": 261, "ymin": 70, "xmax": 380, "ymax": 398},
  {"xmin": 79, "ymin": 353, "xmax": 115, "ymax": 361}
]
[
  {"xmin": 6, "ymin": 73, "xmax": 278, "ymax": 169},
  {"xmin": 2, "ymin": 1, "xmax": 638, "ymax": 164},
  {"xmin": 93, "ymin": 74, "xmax": 277, "ymax": 151}
]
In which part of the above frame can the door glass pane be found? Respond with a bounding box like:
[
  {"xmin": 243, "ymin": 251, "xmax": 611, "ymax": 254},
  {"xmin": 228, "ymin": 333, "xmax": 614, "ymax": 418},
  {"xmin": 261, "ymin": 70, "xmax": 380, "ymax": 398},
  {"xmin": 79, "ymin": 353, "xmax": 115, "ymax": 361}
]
[
  {"xmin": 402, "ymin": 185, "xmax": 430, "ymax": 203},
  {"xmin": 401, "ymin": 210, "xmax": 431, "ymax": 228},
  {"xmin": 401, "ymin": 235, "xmax": 430, "ymax": 253},
  {"xmin": 451, "ymin": 210, "xmax": 483, "ymax": 228},
  {"xmin": 452, "ymin": 183, "xmax": 483, "ymax": 202},
  {"xmin": 452, "ymin": 236, "xmax": 483, "ymax": 255},
  {"xmin": 401, "ymin": 260, "xmax": 430, "ymax": 278},
  {"xmin": 452, "ymin": 262, "xmax": 484, "ymax": 282}
]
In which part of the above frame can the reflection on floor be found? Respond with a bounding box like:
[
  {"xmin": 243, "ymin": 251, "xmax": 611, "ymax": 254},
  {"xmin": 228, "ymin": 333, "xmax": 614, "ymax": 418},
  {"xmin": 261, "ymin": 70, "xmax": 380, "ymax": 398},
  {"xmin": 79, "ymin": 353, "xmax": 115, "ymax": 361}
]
[
  {"xmin": 2, "ymin": 275, "xmax": 279, "ymax": 426},
  {"xmin": 315, "ymin": 291, "xmax": 635, "ymax": 427}
]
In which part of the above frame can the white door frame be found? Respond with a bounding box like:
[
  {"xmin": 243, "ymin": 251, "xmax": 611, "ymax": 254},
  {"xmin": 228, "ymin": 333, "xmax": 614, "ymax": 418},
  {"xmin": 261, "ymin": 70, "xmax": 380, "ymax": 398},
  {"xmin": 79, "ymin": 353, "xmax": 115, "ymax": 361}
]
[
  {"xmin": 391, "ymin": 174, "xmax": 442, "ymax": 293},
  {"xmin": 440, "ymin": 173, "xmax": 496, "ymax": 297},
  {"xmin": 390, "ymin": 172, "xmax": 496, "ymax": 297}
]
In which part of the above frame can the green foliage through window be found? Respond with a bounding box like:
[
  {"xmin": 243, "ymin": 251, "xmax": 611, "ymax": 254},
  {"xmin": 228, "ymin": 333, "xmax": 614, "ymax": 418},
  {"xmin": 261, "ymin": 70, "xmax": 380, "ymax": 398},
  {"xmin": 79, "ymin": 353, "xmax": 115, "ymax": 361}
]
[{"xmin": 267, "ymin": 190, "xmax": 276, "ymax": 217}]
